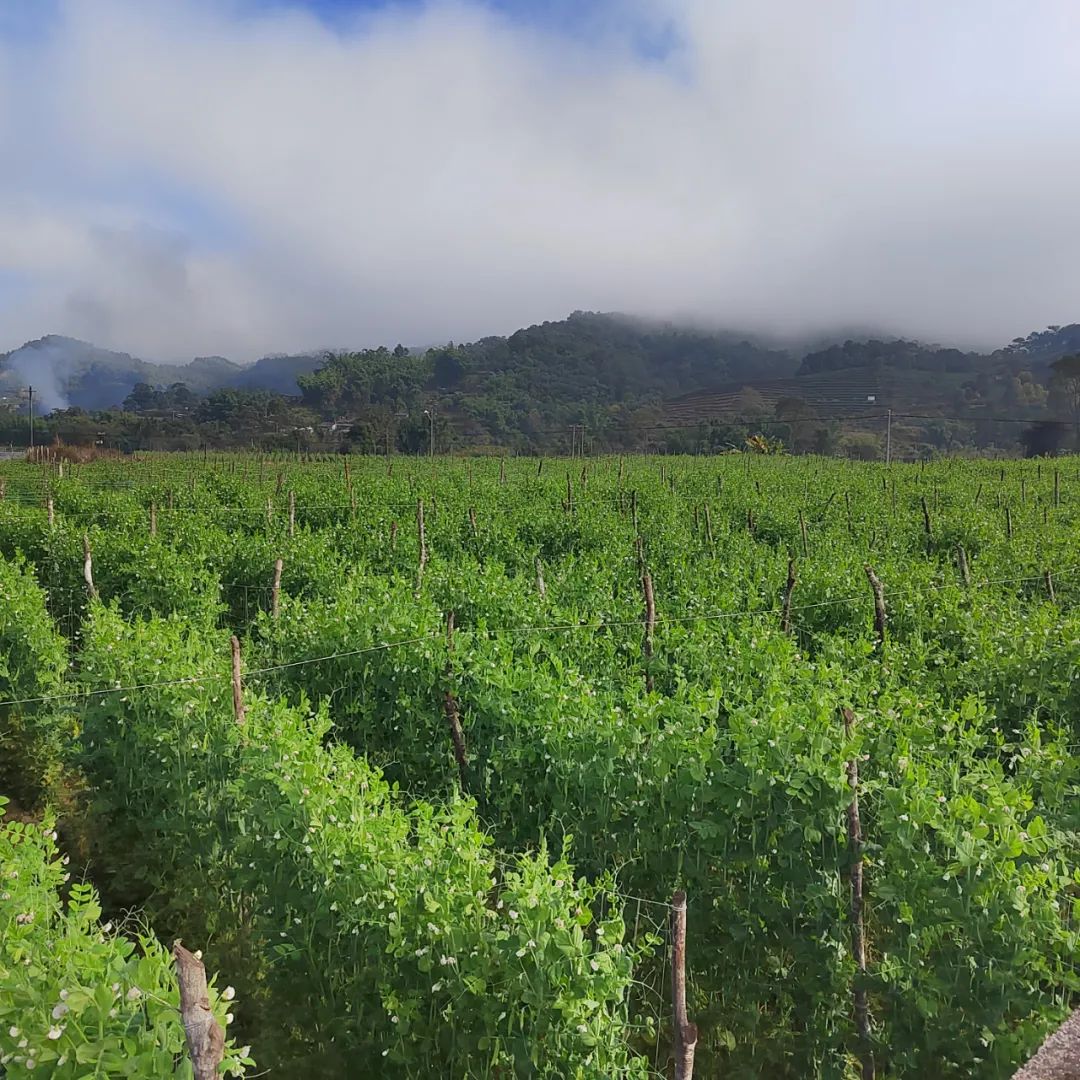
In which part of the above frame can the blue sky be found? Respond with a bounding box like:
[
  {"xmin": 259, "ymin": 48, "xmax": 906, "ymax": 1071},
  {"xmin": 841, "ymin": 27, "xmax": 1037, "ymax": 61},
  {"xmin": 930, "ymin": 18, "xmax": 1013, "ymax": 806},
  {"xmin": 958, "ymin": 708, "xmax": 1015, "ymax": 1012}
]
[{"xmin": 2, "ymin": 1, "xmax": 1080, "ymax": 361}]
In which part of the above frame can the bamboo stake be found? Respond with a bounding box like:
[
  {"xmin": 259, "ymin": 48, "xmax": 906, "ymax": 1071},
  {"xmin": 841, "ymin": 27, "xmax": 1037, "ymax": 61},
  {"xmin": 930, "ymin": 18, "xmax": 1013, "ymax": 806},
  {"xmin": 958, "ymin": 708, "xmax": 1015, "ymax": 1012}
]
[
  {"xmin": 271, "ymin": 558, "xmax": 283, "ymax": 619},
  {"xmin": 670, "ymin": 891, "xmax": 698, "ymax": 1080},
  {"xmin": 230, "ymin": 636, "xmax": 246, "ymax": 725},
  {"xmin": 842, "ymin": 707, "xmax": 874, "ymax": 1080},
  {"xmin": 173, "ymin": 944, "xmax": 225, "ymax": 1080}
]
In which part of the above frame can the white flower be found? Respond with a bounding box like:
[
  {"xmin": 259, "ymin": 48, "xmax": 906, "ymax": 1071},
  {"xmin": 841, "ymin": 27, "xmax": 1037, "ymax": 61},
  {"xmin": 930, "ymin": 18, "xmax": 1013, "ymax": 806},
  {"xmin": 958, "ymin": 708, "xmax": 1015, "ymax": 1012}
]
[
  {"xmin": 515, "ymin": 947, "xmax": 527, "ymax": 958},
  {"xmin": 391, "ymin": 1015, "xmax": 399, "ymax": 1024},
  {"xmin": 431, "ymin": 981, "xmax": 443, "ymax": 992},
  {"xmin": 590, "ymin": 960, "xmax": 599, "ymax": 971},
  {"xmin": 239, "ymin": 1046, "xmax": 251, "ymax": 1059},
  {"xmin": 47, "ymin": 1027, "xmax": 63, "ymax": 1040},
  {"xmin": 126, "ymin": 987, "xmax": 141, "ymax": 1000},
  {"xmin": 508, "ymin": 909, "xmax": 519, "ymax": 921},
  {"xmin": 226, "ymin": 1013, "xmax": 234, "ymax": 1025},
  {"xmin": 51, "ymin": 1004, "xmax": 68, "ymax": 1019},
  {"xmin": 8, "ymin": 1027, "xmax": 18, "ymax": 1038}
]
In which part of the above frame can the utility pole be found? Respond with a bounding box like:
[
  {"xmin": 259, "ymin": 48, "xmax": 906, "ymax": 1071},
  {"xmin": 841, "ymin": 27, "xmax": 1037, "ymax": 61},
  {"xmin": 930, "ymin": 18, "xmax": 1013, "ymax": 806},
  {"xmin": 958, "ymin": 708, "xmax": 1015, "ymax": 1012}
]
[
  {"xmin": 885, "ymin": 408, "xmax": 892, "ymax": 467},
  {"xmin": 424, "ymin": 405, "xmax": 436, "ymax": 459},
  {"xmin": 27, "ymin": 386, "xmax": 34, "ymax": 450}
]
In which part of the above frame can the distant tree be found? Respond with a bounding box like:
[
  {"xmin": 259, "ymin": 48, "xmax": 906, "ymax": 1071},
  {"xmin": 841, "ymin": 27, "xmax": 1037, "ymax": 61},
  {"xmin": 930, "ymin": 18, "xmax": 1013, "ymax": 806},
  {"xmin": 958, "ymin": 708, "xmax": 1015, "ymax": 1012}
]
[
  {"xmin": 1049, "ymin": 354, "xmax": 1080, "ymax": 445},
  {"xmin": 1020, "ymin": 421, "xmax": 1068, "ymax": 458},
  {"xmin": 122, "ymin": 382, "xmax": 162, "ymax": 413}
]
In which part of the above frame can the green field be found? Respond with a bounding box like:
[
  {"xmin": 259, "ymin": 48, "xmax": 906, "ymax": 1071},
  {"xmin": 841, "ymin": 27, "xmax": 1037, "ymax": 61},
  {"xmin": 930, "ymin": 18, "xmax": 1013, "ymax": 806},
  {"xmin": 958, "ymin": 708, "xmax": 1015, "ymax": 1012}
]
[{"xmin": 1, "ymin": 453, "xmax": 1078, "ymax": 1078}]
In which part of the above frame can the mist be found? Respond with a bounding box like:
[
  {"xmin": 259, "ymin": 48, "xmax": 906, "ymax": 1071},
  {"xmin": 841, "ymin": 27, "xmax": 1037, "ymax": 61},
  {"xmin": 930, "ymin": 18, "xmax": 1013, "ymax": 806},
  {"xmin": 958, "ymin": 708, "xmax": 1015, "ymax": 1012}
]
[{"xmin": 2, "ymin": 0, "xmax": 1080, "ymax": 361}]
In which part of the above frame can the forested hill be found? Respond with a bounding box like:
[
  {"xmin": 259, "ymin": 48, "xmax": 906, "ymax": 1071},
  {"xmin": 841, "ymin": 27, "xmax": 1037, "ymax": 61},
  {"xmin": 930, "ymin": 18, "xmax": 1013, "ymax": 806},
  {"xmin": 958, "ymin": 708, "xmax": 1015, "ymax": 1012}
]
[{"xmin": 2, "ymin": 313, "xmax": 1079, "ymax": 455}]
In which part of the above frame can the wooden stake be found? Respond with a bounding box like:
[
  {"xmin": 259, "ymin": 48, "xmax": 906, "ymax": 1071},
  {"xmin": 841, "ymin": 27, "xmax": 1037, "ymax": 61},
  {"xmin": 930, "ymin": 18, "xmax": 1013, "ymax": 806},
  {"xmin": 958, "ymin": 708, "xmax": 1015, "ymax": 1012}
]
[
  {"xmin": 83, "ymin": 534, "xmax": 98, "ymax": 601},
  {"xmin": 416, "ymin": 499, "xmax": 427, "ymax": 595},
  {"xmin": 956, "ymin": 544, "xmax": 971, "ymax": 587},
  {"xmin": 47, "ymin": 495, "xmax": 55, "ymax": 528},
  {"xmin": 1045, "ymin": 569, "xmax": 1056, "ymax": 604},
  {"xmin": 468, "ymin": 506, "xmax": 478, "ymax": 540},
  {"xmin": 842, "ymin": 707, "xmax": 874, "ymax": 1080},
  {"xmin": 1054, "ymin": 469, "xmax": 1060, "ymax": 507},
  {"xmin": 642, "ymin": 566, "xmax": 656, "ymax": 693},
  {"xmin": 781, "ymin": 559, "xmax": 798, "ymax": 635},
  {"xmin": 920, "ymin": 495, "xmax": 933, "ymax": 543},
  {"xmin": 443, "ymin": 612, "xmax": 468, "ymax": 791},
  {"xmin": 288, "ymin": 490, "xmax": 296, "ymax": 538},
  {"xmin": 230, "ymin": 636, "xmax": 246, "ymax": 725},
  {"xmin": 1005, "ymin": 505, "xmax": 1013, "ymax": 540},
  {"xmin": 173, "ymin": 943, "xmax": 225, "ymax": 1080},
  {"xmin": 390, "ymin": 520, "xmax": 398, "ymax": 551},
  {"xmin": 798, "ymin": 509, "xmax": 809, "ymax": 558},
  {"xmin": 631, "ymin": 489, "xmax": 639, "ymax": 532},
  {"xmin": 863, "ymin": 565, "xmax": 886, "ymax": 647},
  {"xmin": 535, "ymin": 557, "xmax": 546, "ymax": 599},
  {"xmin": 499, "ymin": 458, "xmax": 506, "ymax": 485},
  {"xmin": 150, "ymin": 502, "xmax": 157, "ymax": 537},
  {"xmin": 703, "ymin": 503, "xmax": 714, "ymax": 548},
  {"xmin": 670, "ymin": 891, "xmax": 698, "ymax": 1080},
  {"xmin": 271, "ymin": 558, "xmax": 283, "ymax": 619}
]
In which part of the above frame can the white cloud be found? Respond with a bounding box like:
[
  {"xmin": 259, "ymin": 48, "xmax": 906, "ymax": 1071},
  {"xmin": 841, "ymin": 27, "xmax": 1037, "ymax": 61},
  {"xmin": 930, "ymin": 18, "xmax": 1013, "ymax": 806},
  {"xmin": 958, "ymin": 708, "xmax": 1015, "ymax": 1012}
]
[{"xmin": 2, "ymin": 0, "xmax": 1080, "ymax": 360}]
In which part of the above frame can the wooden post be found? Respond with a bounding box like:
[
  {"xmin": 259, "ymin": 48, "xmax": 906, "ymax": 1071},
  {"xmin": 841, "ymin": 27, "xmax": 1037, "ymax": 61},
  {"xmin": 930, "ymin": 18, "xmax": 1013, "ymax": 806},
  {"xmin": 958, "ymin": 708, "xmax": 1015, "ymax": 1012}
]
[
  {"xmin": 47, "ymin": 495, "xmax": 55, "ymax": 528},
  {"xmin": 670, "ymin": 891, "xmax": 698, "ymax": 1080},
  {"xmin": 1045, "ymin": 569, "xmax": 1056, "ymax": 604},
  {"xmin": 863, "ymin": 565, "xmax": 886, "ymax": 647},
  {"xmin": 1005, "ymin": 505, "xmax": 1013, "ymax": 540},
  {"xmin": 631, "ymin": 489, "xmax": 639, "ymax": 532},
  {"xmin": 845, "ymin": 491, "xmax": 854, "ymax": 537},
  {"xmin": 499, "ymin": 458, "xmax": 506, "ymax": 485},
  {"xmin": 781, "ymin": 559, "xmax": 797, "ymax": 635},
  {"xmin": 150, "ymin": 502, "xmax": 157, "ymax": 537},
  {"xmin": 288, "ymin": 490, "xmax": 296, "ymax": 538},
  {"xmin": 565, "ymin": 472, "xmax": 573, "ymax": 514},
  {"xmin": 956, "ymin": 544, "xmax": 971, "ymax": 588},
  {"xmin": 920, "ymin": 495, "xmax": 933, "ymax": 544},
  {"xmin": 173, "ymin": 944, "xmax": 225, "ymax": 1080},
  {"xmin": 536, "ymin": 458, "xmax": 543, "ymax": 478},
  {"xmin": 83, "ymin": 534, "xmax": 98, "ymax": 601},
  {"xmin": 535, "ymin": 557, "xmax": 546, "ymax": 599},
  {"xmin": 842, "ymin": 708, "xmax": 874, "ymax": 1080},
  {"xmin": 275, "ymin": 470, "xmax": 284, "ymax": 496},
  {"xmin": 271, "ymin": 558, "xmax": 283, "ymax": 619},
  {"xmin": 1054, "ymin": 469, "xmax": 1060, "ymax": 508},
  {"xmin": 230, "ymin": 636, "xmax": 246, "ymax": 725},
  {"xmin": 798, "ymin": 509, "xmax": 809, "ymax": 558},
  {"xmin": 443, "ymin": 612, "xmax": 468, "ymax": 791},
  {"xmin": 265, "ymin": 497, "xmax": 272, "ymax": 528},
  {"xmin": 642, "ymin": 565, "xmax": 656, "ymax": 693},
  {"xmin": 746, "ymin": 507, "xmax": 755, "ymax": 536},
  {"xmin": 703, "ymin": 503, "xmax": 714, "ymax": 548},
  {"xmin": 390, "ymin": 520, "xmax": 398, "ymax": 551},
  {"xmin": 468, "ymin": 506, "xmax": 478, "ymax": 540}
]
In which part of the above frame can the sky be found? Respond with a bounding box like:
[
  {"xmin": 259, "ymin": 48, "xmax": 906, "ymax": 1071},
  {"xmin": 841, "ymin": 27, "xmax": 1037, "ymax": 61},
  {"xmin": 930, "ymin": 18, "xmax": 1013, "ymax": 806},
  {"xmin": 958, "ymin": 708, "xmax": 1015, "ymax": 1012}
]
[{"xmin": 2, "ymin": 0, "xmax": 1080, "ymax": 362}]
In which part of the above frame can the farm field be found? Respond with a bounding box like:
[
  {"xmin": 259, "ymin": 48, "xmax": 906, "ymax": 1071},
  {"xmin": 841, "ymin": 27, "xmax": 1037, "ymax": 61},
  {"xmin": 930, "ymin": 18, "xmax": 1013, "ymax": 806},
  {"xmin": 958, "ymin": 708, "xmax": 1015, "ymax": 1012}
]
[{"xmin": 1, "ymin": 452, "xmax": 1078, "ymax": 1078}]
